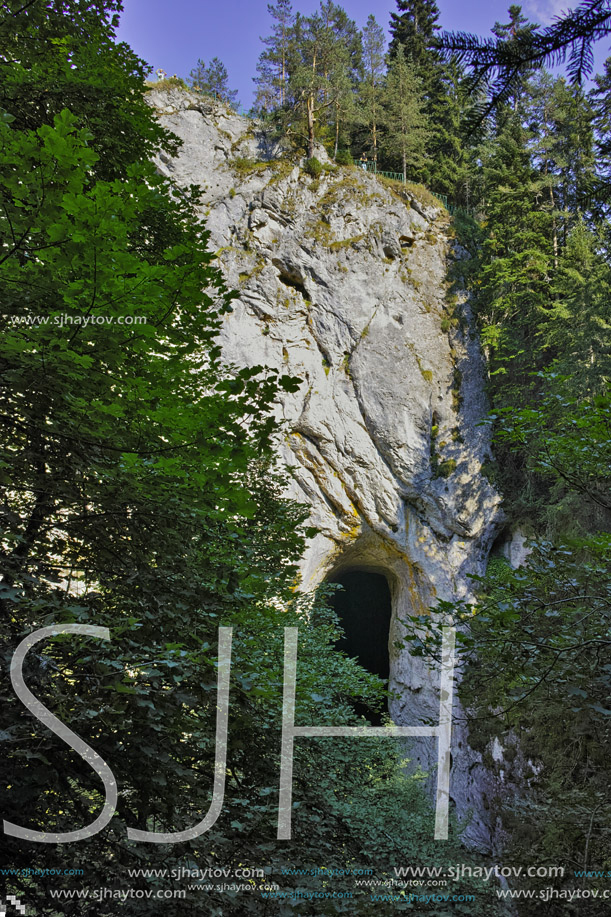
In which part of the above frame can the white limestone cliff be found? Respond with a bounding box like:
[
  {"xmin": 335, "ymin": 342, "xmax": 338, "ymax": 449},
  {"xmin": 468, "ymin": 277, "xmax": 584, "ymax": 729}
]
[{"xmin": 149, "ymin": 88, "xmax": 504, "ymax": 851}]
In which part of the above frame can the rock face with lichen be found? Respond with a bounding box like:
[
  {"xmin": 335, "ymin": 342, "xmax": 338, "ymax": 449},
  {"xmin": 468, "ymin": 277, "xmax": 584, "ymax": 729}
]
[{"xmin": 148, "ymin": 87, "xmax": 504, "ymax": 851}]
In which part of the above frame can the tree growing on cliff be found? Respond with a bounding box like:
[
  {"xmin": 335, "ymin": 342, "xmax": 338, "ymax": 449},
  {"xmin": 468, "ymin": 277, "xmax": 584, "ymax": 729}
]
[
  {"xmin": 357, "ymin": 14, "xmax": 386, "ymax": 163},
  {"xmin": 382, "ymin": 45, "xmax": 429, "ymax": 181},
  {"xmin": 279, "ymin": 4, "xmax": 359, "ymax": 157},
  {"xmin": 188, "ymin": 56, "xmax": 239, "ymax": 105},
  {"xmin": 254, "ymin": 0, "xmax": 296, "ymax": 110}
]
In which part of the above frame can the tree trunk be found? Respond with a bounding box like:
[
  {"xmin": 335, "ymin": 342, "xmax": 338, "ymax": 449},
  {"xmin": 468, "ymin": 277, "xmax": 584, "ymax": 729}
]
[
  {"xmin": 281, "ymin": 25, "xmax": 286, "ymax": 107},
  {"xmin": 550, "ymin": 184, "xmax": 559, "ymax": 271},
  {"xmin": 307, "ymin": 93, "xmax": 315, "ymax": 159},
  {"xmin": 334, "ymin": 103, "xmax": 339, "ymax": 159},
  {"xmin": 543, "ymin": 154, "xmax": 559, "ymax": 271},
  {"xmin": 372, "ymin": 108, "xmax": 377, "ymax": 163}
]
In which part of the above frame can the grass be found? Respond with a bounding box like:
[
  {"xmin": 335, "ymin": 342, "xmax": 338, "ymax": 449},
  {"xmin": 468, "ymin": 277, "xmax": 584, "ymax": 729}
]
[
  {"xmin": 145, "ymin": 76, "xmax": 188, "ymax": 91},
  {"xmin": 238, "ymin": 256, "xmax": 266, "ymax": 285},
  {"xmin": 317, "ymin": 174, "xmax": 377, "ymax": 211},
  {"xmin": 378, "ymin": 176, "xmax": 445, "ymax": 213},
  {"xmin": 437, "ymin": 458, "xmax": 457, "ymax": 478},
  {"xmin": 231, "ymin": 157, "xmax": 273, "ymax": 176},
  {"xmin": 231, "ymin": 157, "xmax": 296, "ymax": 187},
  {"xmin": 329, "ymin": 234, "xmax": 365, "ymax": 252},
  {"xmin": 268, "ymin": 158, "xmax": 296, "ymax": 184},
  {"xmin": 405, "ymin": 181, "xmax": 446, "ymax": 211}
]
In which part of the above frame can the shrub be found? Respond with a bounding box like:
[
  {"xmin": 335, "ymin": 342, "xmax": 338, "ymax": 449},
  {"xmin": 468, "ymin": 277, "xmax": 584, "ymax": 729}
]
[
  {"xmin": 304, "ymin": 156, "xmax": 322, "ymax": 177},
  {"xmin": 145, "ymin": 75, "xmax": 188, "ymax": 91},
  {"xmin": 335, "ymin": 150, "xmax": 353, "ymax": 166}
]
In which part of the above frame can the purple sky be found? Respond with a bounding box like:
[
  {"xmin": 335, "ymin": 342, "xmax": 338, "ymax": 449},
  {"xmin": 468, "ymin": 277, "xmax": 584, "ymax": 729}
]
[{"xmin": 116, "ymin": 0, "xmax": 610, "ymax": 107}]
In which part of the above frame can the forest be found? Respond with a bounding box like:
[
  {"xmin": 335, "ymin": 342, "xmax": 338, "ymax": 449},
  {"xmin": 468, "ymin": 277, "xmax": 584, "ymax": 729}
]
[{"xmin": 0, "ymin": 1, "xmax": 609, "ymax": 915}]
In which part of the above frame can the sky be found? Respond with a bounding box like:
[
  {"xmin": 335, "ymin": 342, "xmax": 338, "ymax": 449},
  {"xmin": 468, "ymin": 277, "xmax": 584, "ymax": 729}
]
[{"xmin": 116, "ymin": 0, "xmax": 610, "ymax": 108}]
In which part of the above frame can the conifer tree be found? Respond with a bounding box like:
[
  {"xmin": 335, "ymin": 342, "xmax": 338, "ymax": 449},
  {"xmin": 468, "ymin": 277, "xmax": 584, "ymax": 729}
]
[
  {"xmin": 358, "ymin": 14, "xmax": 386, "ymax": 164},
  {"xmin": 478, "ymin": 112, "xmax": 553, "ymax": 388},
  {"xmin": 329, "ymin": 45, "xmax": 356, "ymax": 157},
  {"xmin": 528, "ymin": 72, "xmax": 595, "ymax": 263},
  {"xmin": 548, "ymin": 219, "xmax": 611, "ymax": 395},
  {"xmin": 254, "ymin": 0, "xmax": 295, "ymax": 111},
  {"xmin": 591, "ymin": 56, "xmax": 611, "ymax": 201},
  {"xmin": 188, "ymin": 57, "xmax": 238, "ymax": 105},
  {"xmin": 491, "ymin": 5, "xmax": 539, "ymax": 111},
  {"xmin": 383, "ymin": 45, "xmax": 429, "ymax": 181},
  {"xmin": 389, "ymin": 0, "xmax": 441, "ymax": 65},
  {"xmin": 389, "ymin": 0, "xmax": 464, "ymax": 194},
  {"xmin": 441, "ymin": 0, "xmax": 611, "ymax": 117},
  {"xmin": 282, "ymin": 3, "xmax": 361, "ymax": 157}
]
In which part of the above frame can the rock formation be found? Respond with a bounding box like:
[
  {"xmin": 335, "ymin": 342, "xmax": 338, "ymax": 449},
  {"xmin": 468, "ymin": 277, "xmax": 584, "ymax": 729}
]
[{"xmin": 148, "ymin": 87, "xmax": 504, "ymax": 851}]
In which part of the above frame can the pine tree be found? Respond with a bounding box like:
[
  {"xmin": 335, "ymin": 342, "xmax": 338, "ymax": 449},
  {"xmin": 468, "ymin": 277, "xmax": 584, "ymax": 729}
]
[
  {"xmin": 492, "ymin": 5, "xmax": 539, "ymax": 112},
  {"xmin": 328, "ymin": 46, "xmax": 356, "ymax": 157},
  {"xmin": 441, "ymin": 0, "xmax": 611, "ymax": 116},
  {"xmin": 591, "ymin": 55, "xmax": 611, "ymax": 203},
  {"xmin": 188, "ymin": 57, "xmax": 238, "ymax": 105},
  {"xmin": 316, "ymin": 1, "xmax": 362, "ymax": 155},
  {"xmin": 389, "ymin": 0, "xmax": 465, "ymax": 195},
  {"xmin": 254, "ymin": 0, "xmax": 295, "ymax": 111},
  {"xmin": 528, "ymin": 72, "xmax": 595, "ymax": 264},
  {"xmin": 283, "ymin": 3, "xmax": 361, "ymax": 158},
  {"xmin": 358, "ymin": 15, "xmax": 386, "ymax": 164},
  {"xmin": 320, "ymin": 0, "xmax": 363, "ymax": 75},
  {"xmin": 478, "ymin": 111, "xmax": 554, "ymax": 393},
  {"xmin": 556, "ymin": 80, "xmax": 596, "ymax": 220},
  {"xmin": 383, "ymin": 45, "xmax": 429, "ymax": 181},
  {"xmin": 547, "ymin": 220, "xmax": 611, "ymax": 395},
  {"xmin": 389, "ymin": 0, "xmax": 441, "ymax": 65}
]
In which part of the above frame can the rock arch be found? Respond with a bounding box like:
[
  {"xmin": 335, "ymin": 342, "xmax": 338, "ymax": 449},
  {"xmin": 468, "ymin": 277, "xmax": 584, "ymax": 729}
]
[
  {"xmin": 301, "ymin": 526, "xmax": 500, "ymax": 851},
  {"xmin": 326, "ymin": 568, "xmax": 392, "ymax": 723}
]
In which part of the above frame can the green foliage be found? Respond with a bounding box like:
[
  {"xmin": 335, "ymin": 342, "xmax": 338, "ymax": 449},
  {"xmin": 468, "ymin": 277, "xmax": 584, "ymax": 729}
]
[
  {"xmin": 256, "ymin": 1, "xmax": 364, "ymax": 157},
  {"xmin": 304, "ymin": 155, "xmax": 323, "ymax": 176},
  {"xmin": 439, "ymin": 1, "xmax": 611, "ymax": 118},
  {"xmin": 0, "ymin": 0, "xmax": 172, "ymax": 177},
  {"xmin": 254, "ymin": 0, "xmax": 296, "ymax": 111},
  {"xmin": 286, "ymin": 737, "xmax": 500, "ymax": 914},
  {"xmin": 382, "ymin": 46, "xmax": 429, "ymax": 182},
  {"xmin": 389, "ymin": 0, "xmax": 441, "ymax": 66},
  {"xmin": 253, "ymin": 0, "xmax": 478, "ymax": 194},
  {"xmin": 429, "ymin": 536, "xmax": 610, "ymax": 915},
  {"xmin": 356, "ymin": 14, "xmax": 386, "ymax": 163},
  {"xmin": 410, "ymin": 369, "xmax": 611, "ymax": 912},
  {"xmin": 492, "ymin": 377, "xmax": 611, "ymax": 528},
  {"xmin": 231, "ymin": 155, "xmax": 271, "ymax": 174},
  {"xmin": 410, "ymin": 47, "xmax": 611, "ymax": 903},
  {"xmin": 389, "ymin": 1, "xmax": 469, "ymax": 195},
  {"xmin": 188, "ymin": 56, "xmax": 239, "ymax": 105},
  {"xmin": 147, "ymin": 75, "xmax": 188, "ymax": 91},
  {"xmin": 334, "ymin": 149, "xmax": 353, "ymax": 165}
]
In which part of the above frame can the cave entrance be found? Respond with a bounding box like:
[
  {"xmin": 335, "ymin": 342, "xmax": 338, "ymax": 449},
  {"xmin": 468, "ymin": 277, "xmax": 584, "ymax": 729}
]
[{"xmin": 327, "ymin": 569, "xmax": 392, "ymax": 724}]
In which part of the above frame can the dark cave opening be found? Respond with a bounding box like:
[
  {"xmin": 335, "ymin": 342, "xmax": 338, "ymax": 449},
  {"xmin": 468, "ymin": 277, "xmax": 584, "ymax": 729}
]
[{"xmin": 327, "ymin": 569, "xmax": 392, "ymax": 724}]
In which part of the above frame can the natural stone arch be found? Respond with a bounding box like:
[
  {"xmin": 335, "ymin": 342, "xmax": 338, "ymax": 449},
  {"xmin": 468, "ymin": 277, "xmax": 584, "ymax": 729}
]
[
  {"xmin": 305, "ymin": 526, "xmax": 449, "ymax": 780},
  {"xmin": 305, "ymin": 529, "xmax": 501, "ymax": 850}
]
